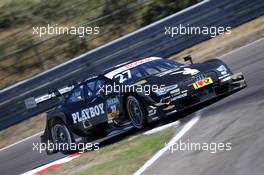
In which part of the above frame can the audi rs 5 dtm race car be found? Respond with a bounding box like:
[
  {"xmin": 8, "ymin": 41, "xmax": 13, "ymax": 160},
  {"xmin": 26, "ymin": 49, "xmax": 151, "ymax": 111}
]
[{"xmin": 31, "ymin": 56, "xmax": 246, "ymax": 154}]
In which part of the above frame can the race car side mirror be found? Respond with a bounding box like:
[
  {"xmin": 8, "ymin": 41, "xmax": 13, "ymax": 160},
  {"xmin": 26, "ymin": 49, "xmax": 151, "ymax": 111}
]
[{"xmin": 184, "ymin": 55, "xmax": 193, "ymax": 64}]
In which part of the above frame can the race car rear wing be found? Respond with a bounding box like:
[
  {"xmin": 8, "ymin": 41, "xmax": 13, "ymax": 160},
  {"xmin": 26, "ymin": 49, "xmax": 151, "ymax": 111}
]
[{"xmin": 24, "ymin": 85, "xmax": 75, "ymax": 109}]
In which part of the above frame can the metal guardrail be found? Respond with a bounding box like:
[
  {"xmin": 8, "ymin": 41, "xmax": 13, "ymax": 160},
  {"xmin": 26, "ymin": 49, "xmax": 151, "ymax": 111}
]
[
  {"xmin": 0, "ymin": 0, "xmax": 156, "ymax": 88},
  {"xmin": 0, "ymin": 0, "xmax": 263, "ymax": 130}
]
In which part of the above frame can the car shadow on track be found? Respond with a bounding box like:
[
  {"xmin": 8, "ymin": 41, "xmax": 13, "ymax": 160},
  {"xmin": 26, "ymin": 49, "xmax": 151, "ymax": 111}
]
[
  {"xmin": 58, "ymin": 92, "xmax": 234, "ymax": 155},
  {"xmin": 96, "ymin": 92, "xmax": 233, "ymax": 150}
]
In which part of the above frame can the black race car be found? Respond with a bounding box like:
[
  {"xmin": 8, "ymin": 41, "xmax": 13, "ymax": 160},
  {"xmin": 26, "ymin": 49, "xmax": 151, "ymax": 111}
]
[{"xmin": 35, "ymin": 56, "xmax": 246, "ymax": 154}]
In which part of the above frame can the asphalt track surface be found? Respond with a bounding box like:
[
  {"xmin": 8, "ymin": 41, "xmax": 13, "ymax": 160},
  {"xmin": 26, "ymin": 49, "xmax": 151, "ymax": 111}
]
[
  {"xmin": 0, "ymin": 38, "xmax": 263, "ymax": 175},
  {"xmin": 143, "ymin": 38, "xmax": 264, "ymax": 175}
]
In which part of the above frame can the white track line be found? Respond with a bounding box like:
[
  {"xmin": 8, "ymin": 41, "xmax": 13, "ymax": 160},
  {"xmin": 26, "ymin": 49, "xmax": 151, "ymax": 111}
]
[
  {"xmin": 143, "ymin": 121, "xmax": 180, "ymax": 135},
  {"xmin": 133, "ymin": 111, "xmax": 201, "ymax": 175},
  {"xmin": 0, "ymin": 131, "xmax": 43, "ymax": 152}
]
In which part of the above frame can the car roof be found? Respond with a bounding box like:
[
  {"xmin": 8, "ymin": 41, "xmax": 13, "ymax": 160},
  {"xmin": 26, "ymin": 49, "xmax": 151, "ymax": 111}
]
[
  {"xmin": 104, "ymin": 57, "xmax": 163, "ymax": 79},
  {"xmin": 77, "ymin": 57, "xmax": 164, "ymax": 85},
  {"xmin": 103, "ymin": 57, "xmax": 164, "ymax": 74}
]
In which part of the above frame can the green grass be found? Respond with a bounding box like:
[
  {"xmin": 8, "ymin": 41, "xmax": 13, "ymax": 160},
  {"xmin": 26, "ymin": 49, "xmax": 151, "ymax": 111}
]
[{"xmin": 45, "ymin": 128, "xmax": 175, "ymax": 175}]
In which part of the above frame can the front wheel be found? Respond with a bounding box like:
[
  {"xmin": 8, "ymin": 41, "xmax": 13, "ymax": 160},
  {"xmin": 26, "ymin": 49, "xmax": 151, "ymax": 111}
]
[{"xmin": 126, "ymin": 96, "xmax": 147, "ymax": 129}]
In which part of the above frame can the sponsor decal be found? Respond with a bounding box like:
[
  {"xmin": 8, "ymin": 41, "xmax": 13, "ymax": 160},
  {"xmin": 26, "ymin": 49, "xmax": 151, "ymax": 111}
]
[
  {"xmin": 124, "ymin": 57, "xmax": 160, "ymax": 69},
  {"xmin": 170, "ymin": 88, "xmax": 180, "ymax": 95},
  {"xmin": 192, "ymin": 77, "xmax": 213, "ymax": 89},
  {"xmin": 221, "ymin": 76, "xmax": 231, "ymax": 82},
  {"xmin": 107, "ymin": 111, "xmax": 119, "ymax": 120},
  {"xmin": 217, "ymin": 65, "xmax": 228, "ymax": 75},
  {"xmin": 170, "ymin": 68, "xmax": 200, "ymax": 76},
  {"xmin": 106, "ymin": 97, "xmax": 120, "ymax": 120},
  {"xmin": 154, "ymin": 84, "xmax": 177, "ymax": 96},
  {"xmin": 71, "ymin": 103, "xmax": 105, "ymax": 124},
  {"xmin": 106, "ymin": 97, "xmax": 119, "ymax": 106},
  {"xmin": 148, "ymin": 109, "xmax": 157, "ymax": 116},
  {"xmin": 171, "ymin": 93, "xmax": 187, "ymax": 101},
  {"xmin": 218, "ymin": 74, "xmax": 230, "ymax": 80},
  {"xmin": 113, "ymin": 70, "xmax": 131, "ymax": 83}
]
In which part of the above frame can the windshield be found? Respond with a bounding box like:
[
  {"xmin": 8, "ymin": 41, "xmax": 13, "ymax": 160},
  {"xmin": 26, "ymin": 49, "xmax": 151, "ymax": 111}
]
[{"xmin": 105, "ymin": 57, "xmax": 181, "ymax": 84}]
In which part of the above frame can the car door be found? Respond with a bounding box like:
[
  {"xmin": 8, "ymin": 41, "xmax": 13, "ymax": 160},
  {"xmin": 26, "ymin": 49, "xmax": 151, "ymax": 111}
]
[
  {"xmin": 87, "ymin": 77, "xmax": 122, "ymax": 122},
  {"xmin": 63, "ymin": 84, "xmax": 89, "ymax": 127},
  {"xmin": 82, "ymin": 78, "xmax": 108, "ymax": 127},
  {"xmin": 63, "ymin": 81, "xmax": 107, "ymax": 130}
]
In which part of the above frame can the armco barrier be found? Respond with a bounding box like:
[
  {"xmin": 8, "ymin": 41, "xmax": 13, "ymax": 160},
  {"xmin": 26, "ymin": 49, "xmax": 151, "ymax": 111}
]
[{"xmin": 0, "ymin": 0, "xmax": 263, "ymax": 130}]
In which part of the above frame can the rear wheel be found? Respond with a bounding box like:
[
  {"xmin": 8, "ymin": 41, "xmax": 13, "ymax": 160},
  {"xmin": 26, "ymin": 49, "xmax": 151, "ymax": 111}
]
[
  {"xmin": 50, "ymin": 120, "xmax": 74, "ymax": 154},
  {"xmin": 126, "ymin": 96, "xmax": 147, "ymax": 129}
]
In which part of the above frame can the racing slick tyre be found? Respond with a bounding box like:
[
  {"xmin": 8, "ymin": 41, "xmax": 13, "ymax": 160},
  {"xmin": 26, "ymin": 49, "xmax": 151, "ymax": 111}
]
[
  {"xmin": 50, "ymin": 120, "xmax": 74, "ymax": 154},
  {"xmin": 126, "ymin": 96, "xmax": 147, "ymax": 129}
]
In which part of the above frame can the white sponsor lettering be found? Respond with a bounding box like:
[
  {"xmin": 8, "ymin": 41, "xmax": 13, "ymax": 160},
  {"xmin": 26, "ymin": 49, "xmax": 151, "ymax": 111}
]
[
  {"xmin": 71, "ymin": 103, "xmax": 105, "ymax": 124},
  {"xmin": 171, "ymin": 68, "xmax": 199, "ymax": 76},
  {"xmin": 171, "ymin": 93, "xmax": 188, "ymax": 101},
  {"xmin": 217, "ymin": 65, "xmax": 227, "ymax": 75}
]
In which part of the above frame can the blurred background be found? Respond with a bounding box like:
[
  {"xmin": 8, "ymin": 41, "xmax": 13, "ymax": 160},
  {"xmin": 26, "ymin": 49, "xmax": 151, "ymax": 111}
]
[
  {"xmin": 0, "ymin": 1, "xmax": 264, "ymax": 174},
  {"xmin": 0, "ymin": 0, "xmax": 198, "ymax": 89}
]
